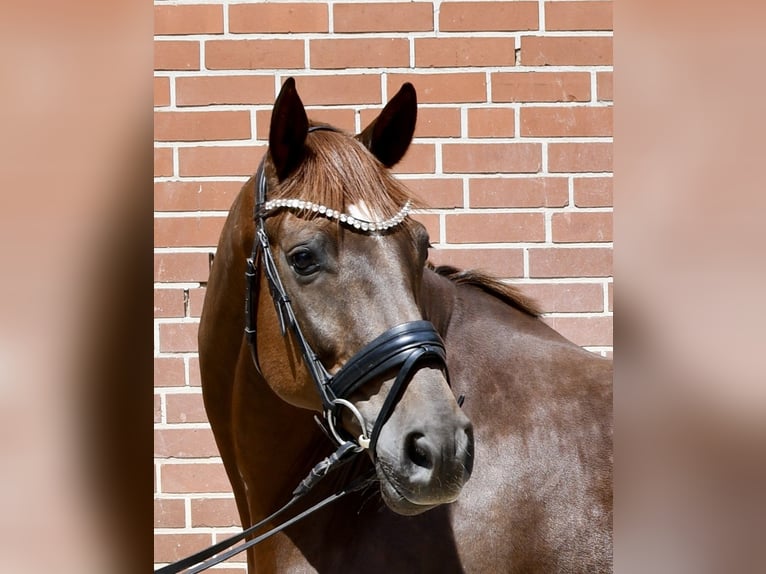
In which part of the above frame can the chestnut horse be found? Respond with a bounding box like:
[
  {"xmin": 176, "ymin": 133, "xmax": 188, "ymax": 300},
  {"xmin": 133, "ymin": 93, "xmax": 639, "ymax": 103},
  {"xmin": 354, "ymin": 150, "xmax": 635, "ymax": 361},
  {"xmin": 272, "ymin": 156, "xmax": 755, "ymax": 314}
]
[{"xmin": 197, "ymin": 78, "xmax": 612, "ymax": 573}]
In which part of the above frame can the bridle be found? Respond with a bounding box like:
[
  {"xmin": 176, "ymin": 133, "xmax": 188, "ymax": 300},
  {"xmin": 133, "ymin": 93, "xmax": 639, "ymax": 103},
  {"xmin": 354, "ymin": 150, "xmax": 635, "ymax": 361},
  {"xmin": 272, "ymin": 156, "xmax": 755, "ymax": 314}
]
[
  {"xmin": 156, "ymin": 127, "xmax": 453, "ymax": 573},
  {"xmin": 245, "ymin": 126, "xmax": 450, "ymax": 455}
]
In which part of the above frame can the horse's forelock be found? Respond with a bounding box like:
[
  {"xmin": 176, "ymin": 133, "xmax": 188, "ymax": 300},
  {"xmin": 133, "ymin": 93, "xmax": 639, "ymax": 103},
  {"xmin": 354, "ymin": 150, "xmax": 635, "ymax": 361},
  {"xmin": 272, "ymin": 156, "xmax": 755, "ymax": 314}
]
[{"xmin": 268, "ymin": 128, "xmax": 420, "ymax": 225}]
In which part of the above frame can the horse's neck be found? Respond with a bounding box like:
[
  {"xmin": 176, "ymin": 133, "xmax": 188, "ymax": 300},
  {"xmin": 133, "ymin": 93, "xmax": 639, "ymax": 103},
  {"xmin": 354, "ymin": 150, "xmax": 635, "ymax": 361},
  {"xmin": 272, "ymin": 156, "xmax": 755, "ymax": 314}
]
[{"xmin": 419, "ymin": 268, "xmax": 457, "ymax": 337}]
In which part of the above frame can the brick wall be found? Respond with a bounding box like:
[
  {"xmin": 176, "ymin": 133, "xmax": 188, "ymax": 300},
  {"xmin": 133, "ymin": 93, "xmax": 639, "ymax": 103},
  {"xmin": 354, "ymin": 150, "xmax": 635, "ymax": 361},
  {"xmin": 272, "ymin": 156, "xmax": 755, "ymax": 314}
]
[{"xmin": 154, "ymin": 1, "xmax": 612, "ymax": 569}]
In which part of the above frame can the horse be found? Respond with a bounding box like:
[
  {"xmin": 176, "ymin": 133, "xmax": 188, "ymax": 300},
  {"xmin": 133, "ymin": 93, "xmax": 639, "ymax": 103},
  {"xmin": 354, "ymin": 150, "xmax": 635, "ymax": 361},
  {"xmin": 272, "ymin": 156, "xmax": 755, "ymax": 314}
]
[{"xmin": 197, "ymin": 78, "xmax": 613, "ymax": 573}]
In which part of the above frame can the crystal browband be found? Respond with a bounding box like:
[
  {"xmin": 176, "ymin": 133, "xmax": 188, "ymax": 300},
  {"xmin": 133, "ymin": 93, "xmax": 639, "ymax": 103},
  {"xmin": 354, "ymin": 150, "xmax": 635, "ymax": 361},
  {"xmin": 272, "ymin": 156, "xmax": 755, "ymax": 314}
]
[{"xmin": 261, "ymin": 198, "xmax": 412, "ymax": 232}]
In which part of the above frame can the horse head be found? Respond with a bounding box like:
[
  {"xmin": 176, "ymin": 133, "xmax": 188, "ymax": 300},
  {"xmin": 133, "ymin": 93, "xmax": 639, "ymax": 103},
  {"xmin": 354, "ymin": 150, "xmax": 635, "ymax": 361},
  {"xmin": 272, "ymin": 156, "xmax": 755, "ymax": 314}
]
[{"xmin": 253, "ymin": 78, "xmax": 473, "ymax": 515}]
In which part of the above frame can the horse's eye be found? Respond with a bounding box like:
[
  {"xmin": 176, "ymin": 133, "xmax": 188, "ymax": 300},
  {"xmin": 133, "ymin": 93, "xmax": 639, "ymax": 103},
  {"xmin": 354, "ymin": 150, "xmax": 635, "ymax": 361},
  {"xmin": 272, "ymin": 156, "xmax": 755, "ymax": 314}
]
[{"xmin": 288, "ymin": 248, "xmax": 319, "ymax": 276}]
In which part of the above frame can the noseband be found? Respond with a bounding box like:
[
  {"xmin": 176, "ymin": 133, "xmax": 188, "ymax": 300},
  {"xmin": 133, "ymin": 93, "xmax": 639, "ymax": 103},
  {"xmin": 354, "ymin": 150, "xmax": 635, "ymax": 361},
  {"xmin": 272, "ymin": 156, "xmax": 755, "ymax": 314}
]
[{"xmin": 244, "ymin": 126, "xmax": 449, "ymax": 455}]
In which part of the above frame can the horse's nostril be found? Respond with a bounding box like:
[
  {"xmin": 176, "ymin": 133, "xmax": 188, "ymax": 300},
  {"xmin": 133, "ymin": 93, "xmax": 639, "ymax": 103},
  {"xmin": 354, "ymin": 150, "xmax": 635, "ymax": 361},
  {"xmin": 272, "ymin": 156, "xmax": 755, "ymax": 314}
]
[{"xmin": 406, "ymin": 433, "xmax": 433, "ymax": 470}]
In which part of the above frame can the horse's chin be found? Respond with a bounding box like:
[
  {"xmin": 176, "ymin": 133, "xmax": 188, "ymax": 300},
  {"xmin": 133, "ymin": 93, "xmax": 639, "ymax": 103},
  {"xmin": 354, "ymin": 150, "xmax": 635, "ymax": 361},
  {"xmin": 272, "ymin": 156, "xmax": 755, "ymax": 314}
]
[
  {"xmin": 376, "ymin": 464, "xmax": 457, "ymax": 516},
  {"xmin": 378, "ymin": 477, "xmax": 440, "ymax": 516}
]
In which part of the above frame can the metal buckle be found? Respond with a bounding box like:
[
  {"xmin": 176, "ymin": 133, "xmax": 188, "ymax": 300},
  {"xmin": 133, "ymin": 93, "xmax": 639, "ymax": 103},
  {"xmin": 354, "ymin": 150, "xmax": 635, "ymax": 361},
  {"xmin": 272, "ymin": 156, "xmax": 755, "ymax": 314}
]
[{"xmin": 325, "ymin": 399, "xmax": 370, "ymax": 452}]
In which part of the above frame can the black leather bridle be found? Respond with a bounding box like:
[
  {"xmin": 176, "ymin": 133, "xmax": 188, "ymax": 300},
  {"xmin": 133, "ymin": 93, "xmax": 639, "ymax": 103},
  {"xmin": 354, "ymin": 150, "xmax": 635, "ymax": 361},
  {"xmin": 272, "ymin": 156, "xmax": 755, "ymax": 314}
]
[
  {"xmin": 245, "ymin": 126, "xmax": 450, "ymax": 455},
  {"xmin": 155, "ymin": 129, "xmax": 453, "ymax": 573}
]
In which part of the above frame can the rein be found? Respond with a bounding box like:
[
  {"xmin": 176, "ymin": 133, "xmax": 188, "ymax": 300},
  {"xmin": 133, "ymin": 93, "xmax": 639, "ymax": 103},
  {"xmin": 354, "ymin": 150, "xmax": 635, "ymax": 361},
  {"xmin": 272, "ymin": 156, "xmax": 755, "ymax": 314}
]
[
  {"xmin": 156, "ymin": 127, "xmax": 450, "ymax": 573},
  {"xmin": 155, "ymin": 441, "xmax": 371, "ymax": 574}
]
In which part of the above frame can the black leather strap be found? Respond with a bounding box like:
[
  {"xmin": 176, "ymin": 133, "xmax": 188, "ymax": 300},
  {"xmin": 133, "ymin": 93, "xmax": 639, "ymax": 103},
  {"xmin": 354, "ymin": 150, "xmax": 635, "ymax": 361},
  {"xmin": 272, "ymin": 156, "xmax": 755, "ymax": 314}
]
[
  {"xmin": 329, "ymin": 321, "xmax": 446, "ymax": 400},
  {"xmin": 243, "ymin": 158, "xmax": 268, "ymax": 377},
  {"xmin": 328, "ymin": 321, "xmax": 448, "ymax": 456},
  {"xmin": 368, "ymin": 343, "xmax": 448, "ymax": 455}
]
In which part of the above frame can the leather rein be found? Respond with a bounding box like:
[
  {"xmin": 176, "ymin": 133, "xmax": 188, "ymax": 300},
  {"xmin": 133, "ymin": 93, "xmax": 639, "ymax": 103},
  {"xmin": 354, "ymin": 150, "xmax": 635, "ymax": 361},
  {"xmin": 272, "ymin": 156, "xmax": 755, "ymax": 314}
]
[{"xmin": 156, "ymin": 127, "xmax": 450, "ymax": 573}]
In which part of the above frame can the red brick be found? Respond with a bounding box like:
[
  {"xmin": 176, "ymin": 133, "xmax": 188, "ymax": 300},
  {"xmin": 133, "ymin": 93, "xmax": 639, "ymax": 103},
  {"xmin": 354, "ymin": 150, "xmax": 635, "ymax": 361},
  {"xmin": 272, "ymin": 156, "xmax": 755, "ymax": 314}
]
[
  {"xmin": 160, "ymin": 462, "xmax": 232, "ymax": 493},
  {"xmin": 573, "ymin": 177, "xmax": 612, "ymax": 207},
  {"xmin": 154, "ymin": 4, "xmax": 223, "ymax": 35},
  {"xmin": 306, "ymin": 109, "xmax": 357, "ymax": 132},
  {"xmin": 492, "ymin": 71, "xmax": 591, "ymax": 103},
  {"xmin": 520, "ymin": 282, "xmax": 606, "ymax": 313},
  {"xmin": 428, "ymin": 248, "xmax": 525, "ymax": 277},
  {"xmin": 154, "ymin": 180, "xmax": 243, "ymax": 212},
  {"xmin": 188, "ymin": 287, "xmax": 206, "ymax": 318},
  {"xmin": 154, "ymin": 394, "xmax": 162, "ymax": 424},
  {"xmin": 188, "ymin": 357, "xmax": 202, "ymax": 387},
  {"xmin": 520, "ymin": 36, "xmax": 612, "ymax": 66},
  {"xmin": 415, "ymin": 37, "xmax": 517, "ymax": 67},
  {"xmin": 205, "ymin": 40, "xmax": 304, "ymax": 70},
  {"xmin": 543, "ymin": 316, "xmax": 613, "ymax": 347},
  {"xmin": 155, "ymin": 357, "xmax": 186, "ymax": 388},
  {"xmin": 256, "ymin": 108, "xmax": 356, "ymax": 140},
  {"xmin": 311, "ymin": 38, "xmax": 409, "ymax": 69},
  {"xmin": 154, "ymin": 147, "xmax": 173, "ymax": 177},
  {"xmin": 154, "ymin": 498, "xmax": 185, "ymax": 528},
  {"xmin": 440, "ymin": 1, "xmax": 538, "ymax": 31},
  {"xmin": 154, "ymin": 252, "xmax": 210, "ymax": 283},
  {"xmin": 607, "ymin": 281, "xmax": 613, "ymax": 312},
  {"xmin": 551, "ymin": 211, "xmax": 613, "ymax": 243},
  {"xmin": 442, "ymin": 143, "xmax": 541, "ymax": 173},
  {"xmin": 548, "ymin": 142, "xmax": 613, "ymax": 173},
  {"xmin": 166, "ymin": 392, "xmax": 208, "ymax": 424},
  {"xmin": 406, "ymin": 178, "xmax": 464, "ymax": 209},
  {"xmin": 411, "ymin": 213, "xmax": 440, "ymax": 242},
  {"xmin": 334, "ymin": 2, "xmax": 433, "ymax": 33},
  {"xmin": 158, "ymin": 322, "xmax": 200, "ymax": 353},
  {"xmin": 154, "ymin": 111, "xmax": 251, "ymax": 142},
  {"xmin": 191, "ymin": 498, "xmax": 241, "ymax": 527},
  {"xmin": 597, "ymin": 71, "xmax": 613, "ymax": 101},
  {"xmin": 154, "ymin": 76, "xmax": 170, "ymax": 107},
  {"xmin": 176, "ymin": 75, "xmax": 275, "ymax": 107},
  {"xmin": 229, "ymin": 3, "xmax": 327, "ymax": 33},
  {"xmin": 545, "ymin": 1, "xmax": 613, "ymax": 31},
  {"xmin": 292, "ymin": 75, "xmax": 382, "ymax": 105},
  {"xmin": 468, "ymin": 108, "xmax": 515, "ymax": 138},
  {"xmin": 469, "ymin": 177, "xmax": 569, "ymax": 208},
  {"xmin": 155, "ymin": 41, "xmax": 200, "ymax": 71},
  {"xmin": 154, "ymin": 533, "xmax": 212, "ymax": 564},
  {"xmin": 445, "ymin": 212, "xmax": 545, "ymax": 243},
  {"xmin": 417, "ymin": 107, "xmax": 463, "ymax": 137},
  {"xmin": 178, "ymin": 145, "xmax": 265, "ymax": 177},
  {"xmin": 154, "ymin": 216, "xmax": 227, "ymax": 248},
  {"xmin": 392, "ymin": 143, "xmax": 436, "ymax": 174},
  {"xmin": 520, "ymin": 106, "xmax": 613, "ymax": 137},
  {"xmin": 528, "ymin": 247, "xmax": 612, "ymax": 277},
  {"xmin": 155, "ymin": 289, "xmax": 185, "ymax": 318},
  {"xmin": 360, "ymin": 107, "xmax": 461, "ymax": 138},
  {"xmin": 387, "ymin": 73, "xmax": 486, "ymax": 104},
  {"xmin": 155, "ymin": 428, "xmax": 218, "ymax": 459}
]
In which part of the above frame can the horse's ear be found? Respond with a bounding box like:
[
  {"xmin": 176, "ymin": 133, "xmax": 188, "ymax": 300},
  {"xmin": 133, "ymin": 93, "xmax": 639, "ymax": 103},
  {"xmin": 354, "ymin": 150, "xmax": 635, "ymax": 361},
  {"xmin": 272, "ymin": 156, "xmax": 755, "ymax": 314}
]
[
  {"xmin": 358, "ymin": 83, "xmax": 417, "ymax": 168},
  {"xmin": 269, "ymin": 77, "xmax": 309, "ymax": 180}
]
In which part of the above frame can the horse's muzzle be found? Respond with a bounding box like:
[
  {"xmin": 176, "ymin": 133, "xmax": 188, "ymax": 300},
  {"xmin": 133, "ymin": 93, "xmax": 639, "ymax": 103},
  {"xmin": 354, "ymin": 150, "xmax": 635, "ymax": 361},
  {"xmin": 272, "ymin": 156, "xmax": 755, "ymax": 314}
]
[{"xmin": 371, "ymin": 372, "xmax": 474, "ymax": 515}]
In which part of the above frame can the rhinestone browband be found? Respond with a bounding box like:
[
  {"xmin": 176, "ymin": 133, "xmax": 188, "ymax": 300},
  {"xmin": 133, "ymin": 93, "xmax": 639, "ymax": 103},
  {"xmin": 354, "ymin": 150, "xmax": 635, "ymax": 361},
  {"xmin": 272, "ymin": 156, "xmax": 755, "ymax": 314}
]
[{"xmin": 261, "ymin": 198, "xmax": 412, "ymax": 232}]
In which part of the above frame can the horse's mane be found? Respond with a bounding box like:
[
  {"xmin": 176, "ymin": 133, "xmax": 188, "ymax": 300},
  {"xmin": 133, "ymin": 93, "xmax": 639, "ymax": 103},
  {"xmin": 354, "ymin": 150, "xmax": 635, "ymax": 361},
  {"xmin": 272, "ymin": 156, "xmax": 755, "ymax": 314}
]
[{"xmin": 430, "ymin": 264, "xmax": 542, "ymax": 317}]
